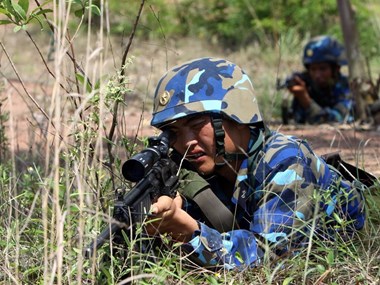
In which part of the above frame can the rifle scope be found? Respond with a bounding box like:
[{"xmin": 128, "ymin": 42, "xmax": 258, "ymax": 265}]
[{"xmin": 122, "ymin": 130, "xmax": 171, "ymax": 182}]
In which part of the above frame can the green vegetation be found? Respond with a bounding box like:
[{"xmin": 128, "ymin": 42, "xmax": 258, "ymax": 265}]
[
  {"xmin": 107, "ymin": 0, "xmax": 380, "ymax": 57},
  {"xmin": 0, "ymin": 0, "xmax": 379, "ymax": 284}
]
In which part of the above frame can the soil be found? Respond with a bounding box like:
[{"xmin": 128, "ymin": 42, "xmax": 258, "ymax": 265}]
[{"xmin": 275, "ymin": 124, "xmax": 380, "ymax": 178}]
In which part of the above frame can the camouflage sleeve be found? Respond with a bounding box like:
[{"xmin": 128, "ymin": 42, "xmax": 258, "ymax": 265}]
[
  {"xmin": 182, "ymin": 223, "xmax": 264, "ymax": 269},
  {"xmin": 181, "ymin": 135, "xmax": 365, "ymax": 269},
  {"xmin": 307, "ymin": 98, "xmax": 352, "ymax": 123}
]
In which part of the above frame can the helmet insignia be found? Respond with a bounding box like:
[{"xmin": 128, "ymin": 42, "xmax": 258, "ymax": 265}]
[{"xmin": 159, "ymin": 90, "xmax": 171, "ymax": 106}]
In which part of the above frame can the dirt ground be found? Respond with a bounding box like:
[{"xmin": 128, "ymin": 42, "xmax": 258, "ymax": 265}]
[{"xmin": 276, "ymin": 124, "xmax": 380, "ymax": 178}]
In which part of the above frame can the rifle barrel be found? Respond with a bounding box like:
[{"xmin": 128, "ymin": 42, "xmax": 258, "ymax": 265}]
[{"xmin": 84, "ymin": 222, "xmax": 121, "ymax": 259}]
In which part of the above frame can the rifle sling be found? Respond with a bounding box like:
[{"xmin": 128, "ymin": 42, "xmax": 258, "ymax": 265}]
[{"xmin": 192, "ymin": 187, "xmax": 238, "ymax": 232}]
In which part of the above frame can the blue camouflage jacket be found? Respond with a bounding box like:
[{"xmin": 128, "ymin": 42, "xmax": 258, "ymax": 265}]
[
  {"xmin": 291, "ymin": 72, "xmax": 353, "ymax": 124},
  {"xmin": 180, "ymin": 128, "xmax": 365, "ymax": 269}
]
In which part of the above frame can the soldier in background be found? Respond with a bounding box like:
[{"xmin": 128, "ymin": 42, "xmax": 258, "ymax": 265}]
[{"xmin": 283, "ymin": 35, "xmax": 354, "ymax": 124}]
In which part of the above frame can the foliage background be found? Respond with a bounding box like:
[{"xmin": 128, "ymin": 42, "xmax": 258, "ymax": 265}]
[{"xmin": 0, "ymin": 0, "xmax": 379, "ymax": 284}]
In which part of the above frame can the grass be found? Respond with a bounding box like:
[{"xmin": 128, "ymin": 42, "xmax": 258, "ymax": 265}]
[{"xmin": 0, "ymin": 3, "xmax": 380, "ymax": 285}]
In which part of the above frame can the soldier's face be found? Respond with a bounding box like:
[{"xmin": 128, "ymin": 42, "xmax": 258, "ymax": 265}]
[
  {"xmin": 166, "ymin": 115, "xmax": 250, "ymax": 177},
  {"xmin": 308, "ymin": 62, "xmax": 334, "ymax": 88}
]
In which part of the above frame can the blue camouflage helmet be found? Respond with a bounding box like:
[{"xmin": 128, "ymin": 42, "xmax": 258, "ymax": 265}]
[
  {"xmin": 302, "ymin": 35, "xmax": 347, "ymax": 67},
  {"xmin": 150, "ymin": 57, "xmax": 263, "ymax": 128}
]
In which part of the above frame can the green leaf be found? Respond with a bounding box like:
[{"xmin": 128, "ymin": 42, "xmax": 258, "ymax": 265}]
[
  {"xmin": 90, "ymin": 4, "xmax": 101, "ymax": 16},
  {"xmin": 3, "ymin": 0, "xmax": 14, "ymax": 13},
  {"xmin": 18, "ymin": 0, "xmax": 29, "ymax": 14},
  {"xmin": 316, "ymin": 264, "xmax": 325, "ymax": 273},
  {"xmin": 70, "ymin": 204, "xmax": 80, "ymax": 212},
  {"xmin": 327, "ymin": 250, "xmax": 334, "ymax": 265},
  {"xmin": 13, "ymin": 25, "xmax": 22, "ymax": 32},
  {"xmin": 75, "ymin": 73, "xmax": 92, "ymax": 93},
  {"xmin": 234, "ymin": 251, "xmax": 244, "ymax": 263},
  {"xmin": 76, "ymin": 73, "xmax": 86, "ymax": 85},
  {"xmin": 0, "ymin": 8, "xmax": 11, "ymax": 16},
  {"xmin": 0, "ymin": 19, "xmax": 13, "ymax": 25},
  {"xmin": 94, "ymin": 78, "xmax": 101, "ymax": 90},
  {"xmin": 332, "ymin": 212, "xmax": 343, "ymax": 224},
  {"xmin": 206, "ymin": 275, "xmax": 219, "ymax": 285},
  {"xmin": 33, "ymin": 8, "xmax": 53, "ymax": 16},
  {"xmin": 30, "ymin": 0, "xmax": 52, "ymax": 15},
  {"xmin": 29, "ymin": 14, "xmax": 44, "ymax": 29},
  {"xmin": 74, "ymin": 8, "xmax": 84, "ymax": 18},
  {"xmin": 282, "ymin": 277, "xmax": 294, "ymax": 285},
  {"xmin": 11, "ymin": 2, "xmax": 26, "ymax": 21},
  {"xmin": 23, "ymin": 266, "xmax": 42, "ymax": 277}
]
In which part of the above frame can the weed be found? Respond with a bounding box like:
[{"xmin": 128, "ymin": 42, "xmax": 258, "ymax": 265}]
[{"xmin": 0, "ymin": 1, "xmax": 379, "ymax": 284}]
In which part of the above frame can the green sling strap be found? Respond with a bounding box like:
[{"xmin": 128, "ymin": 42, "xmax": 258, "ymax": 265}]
[{"xmin": 177, "ymin": 168, "xmax": 239, "ymax": 232}]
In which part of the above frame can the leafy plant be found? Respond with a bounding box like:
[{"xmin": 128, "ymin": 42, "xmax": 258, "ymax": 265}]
[
  {"xmin": 0, "ymin": 0, "xmax": 52, "ymax": 31},
  {"xmin": 71, "ymin": 0, "xmax": 101, "ymax": 18}
]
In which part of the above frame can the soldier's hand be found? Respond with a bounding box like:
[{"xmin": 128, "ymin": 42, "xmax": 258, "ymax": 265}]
[
  {"xmin": 146, "ymin": 194, "xmax": 199, "ymax": 242},
  {"xmin": 289, "ymin": 76, "xmax": 312, "ymax": 108}
]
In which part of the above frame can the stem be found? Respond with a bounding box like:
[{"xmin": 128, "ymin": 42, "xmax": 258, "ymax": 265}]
[
  {"xmin": 33, "ymin": 0, "xmax": 89, "ymax": 83},
  {"xmin": 25, "ymin": 30, "xmax": 69, "ymax": 93},
  {"xmin": 0, "ymin": 41, "xmax": 52, "ymax": 125},
  {"xmin": 106, "ymin": 0, "xmax": 146, "ymax": 166}
]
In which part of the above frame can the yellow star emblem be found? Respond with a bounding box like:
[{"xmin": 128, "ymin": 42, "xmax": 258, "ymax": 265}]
[{"xmin": 159, "ymin": 90, "xmax": 171, "ymax": 106}]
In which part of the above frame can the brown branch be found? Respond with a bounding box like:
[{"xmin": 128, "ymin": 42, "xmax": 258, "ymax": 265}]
[
  {"xmin": 66, "ymin": 29, "xmax": 82, "ymax": 110},
  {"xmin": 0, "ymin": 40, "xmax": 52, "ymax": 125},
  {"xmin": 33, "ymin": 0, "xmax": 89, "ymax": 83},
  {"xmin": 106, "ymin": 0, "xmax": 146, "ymax": 166},
  {"xmin": 25, "ymin": 30, "xmax": 69, "ymax": 93},
  {"xmin": 120, "ymin": 0, "xmax": 145, "ymax": 78}
]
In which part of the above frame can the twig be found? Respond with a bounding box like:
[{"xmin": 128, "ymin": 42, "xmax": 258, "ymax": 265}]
[
  {"xmin": 33, "ymin": 0, "xmax": 89, "ymax": 83},
  {"xmin": 25, "ymin": 30, "xmax": 69, "ymax": 93},
  {"xmin": 0, "ymin": 40, "xmax": 52, "ymax": 126},
  {"xmin": 106, "ymin": 0, "xmax": 146, "ymax": 167}
]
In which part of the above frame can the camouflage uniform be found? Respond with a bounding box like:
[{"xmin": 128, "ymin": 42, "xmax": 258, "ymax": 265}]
[
  {"xmin": 180, "ymin": 128, "xmax": 365, "ymax": 269},
  {"xmin": 151, "ymin": 57, "xmax": 366, "ymax": 269}
]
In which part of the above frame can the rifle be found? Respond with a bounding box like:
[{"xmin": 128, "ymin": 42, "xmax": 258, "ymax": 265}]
[
  {"xmin": 276, "ymin": 72, "xmax": 308, "ymax": 90},
  {"xmin": 84, "ymin": 130, "xmax": 179, "ymax": 258}
]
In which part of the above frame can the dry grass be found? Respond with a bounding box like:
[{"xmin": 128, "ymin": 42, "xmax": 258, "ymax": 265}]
[{"xmin": 0, "ymin": 2, "xmax": 379, "ymax": 285}]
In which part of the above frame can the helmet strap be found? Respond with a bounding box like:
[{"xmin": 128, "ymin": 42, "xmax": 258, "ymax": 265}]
[
  {"xmin": 210, "ymin": 114, "xmax": 226, "ymax": 168},
  {"xmin": 210, "ymin": 114, "xmax": 250, "ymax": 168}
]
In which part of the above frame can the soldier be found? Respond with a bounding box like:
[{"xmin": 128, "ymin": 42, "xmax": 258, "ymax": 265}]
[
  {"xmin": 284, "ymin": 35, "xmax": 353, "ymax": 124},
  {"xmin": 146, "ymin": 57, "xmax": 365, "ymax": 269}
]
